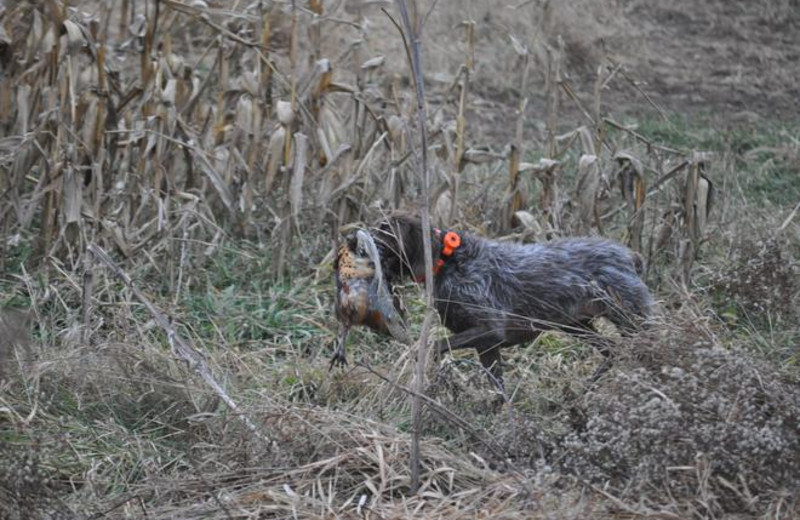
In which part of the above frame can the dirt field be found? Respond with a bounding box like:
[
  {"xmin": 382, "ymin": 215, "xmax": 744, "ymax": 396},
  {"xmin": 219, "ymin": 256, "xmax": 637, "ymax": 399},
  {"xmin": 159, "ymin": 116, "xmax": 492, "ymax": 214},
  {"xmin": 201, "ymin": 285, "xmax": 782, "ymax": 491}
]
[
  {"xmin": 415, "ymin": 0, "xmax": 800, "ymax": 141},
  {"xmin": 624, "ymin": 0, "xmax": 798, "ymax": 119},
  {"xmin": 388, "ymin": 0, "xmax": 798, "ymax": 138}
]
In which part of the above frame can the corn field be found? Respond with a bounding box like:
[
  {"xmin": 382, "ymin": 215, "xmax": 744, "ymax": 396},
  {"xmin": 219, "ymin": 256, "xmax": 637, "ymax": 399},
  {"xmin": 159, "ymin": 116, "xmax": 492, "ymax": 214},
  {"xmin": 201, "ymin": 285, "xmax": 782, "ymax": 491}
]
[
  {"xmin": 2, "ymin": 1, "xmax": 799, "ymax": 519},
  {"xmin": 0, "ymin": 0, "xmax": 717, "ymax": 283}
]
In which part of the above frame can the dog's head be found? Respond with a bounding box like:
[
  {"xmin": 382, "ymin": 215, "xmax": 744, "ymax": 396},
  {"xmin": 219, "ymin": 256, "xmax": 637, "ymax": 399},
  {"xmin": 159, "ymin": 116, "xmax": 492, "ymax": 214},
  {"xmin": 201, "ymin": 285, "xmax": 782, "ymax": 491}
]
[{"xmin": 372, "ymin": 213, "xmax": 438, "ymax": 283}]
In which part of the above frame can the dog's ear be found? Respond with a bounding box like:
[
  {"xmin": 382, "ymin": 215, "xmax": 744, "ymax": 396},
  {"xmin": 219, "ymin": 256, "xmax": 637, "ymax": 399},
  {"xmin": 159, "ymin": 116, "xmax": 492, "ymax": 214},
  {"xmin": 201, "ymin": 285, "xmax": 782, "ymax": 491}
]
[
  {"xmin": 372, "ymin": 217, "xmax": 403, "ymax": 280},
  {"xmin": 373, "ymin": 215, "xmax": 422, "ymax": 281}
]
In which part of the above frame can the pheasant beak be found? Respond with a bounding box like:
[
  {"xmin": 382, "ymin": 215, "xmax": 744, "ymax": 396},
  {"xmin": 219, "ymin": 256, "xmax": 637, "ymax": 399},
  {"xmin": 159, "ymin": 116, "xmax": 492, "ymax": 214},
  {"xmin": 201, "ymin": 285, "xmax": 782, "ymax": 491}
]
[{"xmin": 355, "ymin": 229, "xmax": 375, "ymax": 261}]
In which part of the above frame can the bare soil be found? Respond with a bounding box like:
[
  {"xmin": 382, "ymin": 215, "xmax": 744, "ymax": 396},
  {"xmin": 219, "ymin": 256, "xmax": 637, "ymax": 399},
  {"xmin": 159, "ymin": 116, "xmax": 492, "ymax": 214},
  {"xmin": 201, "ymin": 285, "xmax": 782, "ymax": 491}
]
[
  {"xmin": 396, "ymin": 0, "xmax": 799, "ymax": 143},
  {"xmin": 619, "ymin": 0, "xmax": 799, "ymax": 121}
]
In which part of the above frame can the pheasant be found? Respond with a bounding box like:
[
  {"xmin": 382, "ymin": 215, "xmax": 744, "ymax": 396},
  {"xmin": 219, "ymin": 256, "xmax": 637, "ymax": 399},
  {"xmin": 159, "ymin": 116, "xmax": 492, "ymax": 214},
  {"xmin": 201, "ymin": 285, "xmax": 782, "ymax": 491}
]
[{"xmin": 331, "ymin": 229, "xmax": 408, "ymax": 369}]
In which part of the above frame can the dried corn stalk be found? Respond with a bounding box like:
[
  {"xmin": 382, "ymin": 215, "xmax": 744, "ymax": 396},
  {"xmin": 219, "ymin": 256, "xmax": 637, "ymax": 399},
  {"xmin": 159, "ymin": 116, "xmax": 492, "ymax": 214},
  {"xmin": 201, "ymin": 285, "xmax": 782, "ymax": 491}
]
[
  {"xmin": 615, "ymin": 151, "xmax": 646, "ymax": 251},
  {"xmin": 679, "ymin": 152, "xmax": 714, "ymax": 281},
  {"xmin": 386, "ymin": 114, "xmax": 406, "ymax": 209},
  {"xmin": 653, "ymin": 204, "xmax": 681, "ymax": 257},
  {"xmin": 576, "ymin": 154, "xmax": 600, "ymax": 234},
  {"xmin": 577, "ymin": 126, "xmax": 597, "ymax": 156},
  {"xmin": 545, "ymin": 37, "xmax": 564, "ymax": 158},
  {"xmin": 527, "ymin": 158, "xmax": 561, "ymax": 235},
  {"xmin": 511, "ymin": 210, "xmax": 543, "ymax": 241},
  {"xmin": 448, "ymin": 20, "xmax": 475, "ymax": 224},
  {"xmin": 290, "ymin": 132, "xmax": 308, "ymax": 224},
  {"xmin": 503, "ymin": 32, "xmax": 530, "ymax": 231},
  {"xmin": 265, "ymin": 125, "xmax": 287, "ymax": 195},
  {"xmin": 433, "ymin": 185, "xmax": 453, "ymax": 227},
  {"xmin": 503, "ymin": 143, "xmax": 528, "ymax": 230},
  {"xmin": 685, "ymin": 152, "xmax": 714, "ymax": 243}
]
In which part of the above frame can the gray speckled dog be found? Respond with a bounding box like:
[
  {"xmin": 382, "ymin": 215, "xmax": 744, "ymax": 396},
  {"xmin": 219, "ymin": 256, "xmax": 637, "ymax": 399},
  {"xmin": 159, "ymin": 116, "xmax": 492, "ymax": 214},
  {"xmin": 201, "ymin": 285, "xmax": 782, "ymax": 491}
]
[{"xmin": 373, "ymin": 214, "xmax": 653, "ymax": 388}]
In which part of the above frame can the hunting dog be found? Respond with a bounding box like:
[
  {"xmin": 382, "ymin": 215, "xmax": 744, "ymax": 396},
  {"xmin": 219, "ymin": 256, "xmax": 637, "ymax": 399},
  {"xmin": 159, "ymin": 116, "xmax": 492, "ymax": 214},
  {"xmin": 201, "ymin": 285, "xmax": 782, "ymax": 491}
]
[{"xmin": 372, "ymin": 214, "xmax": 653, "ymax": 389}]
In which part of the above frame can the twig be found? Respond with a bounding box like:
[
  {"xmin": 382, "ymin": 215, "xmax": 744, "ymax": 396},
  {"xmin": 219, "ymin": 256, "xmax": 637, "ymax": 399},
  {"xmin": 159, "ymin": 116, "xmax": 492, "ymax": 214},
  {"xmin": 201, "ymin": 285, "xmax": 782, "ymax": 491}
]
[
  {"xmin": 392, "ymin": 0, "xmax": 434, "ymax": 494},
  {"xmin": 607, "ymin": 58, "xmax": 669, "ymax": 122},
  {"xmin": 778, "ymin": 199, "xmax": 800, "ymax": 232},
  {"xmin": 604, "ymin": 118, "xmax": 688, "ymax": 155},
  {"xmin": 380, "ymin": 9, "xmax": 414, "ymax": 87},
  {"xmin": 88, "ymin": 494, "xmax": 149, "ymax": 520},
  {"xmin": 580, "ymin": 479, "xmax": 682, "ymax": 519},
  {"xmin": 81, "ymin": 250, "xmax": 95, "ymax": 344},
  {"xmin": 357, "ymin": 361, "xmax": 529, "ymax": 481},
  {"xmin": 560, "ymin": 79, "xmax": 596, "ymax": 127},
  {"xmin": 158, "ymin": 0, "xmax": 290, "ymax": 94},
  {"xmin": 88, "ymin": 243, "xmax": 274, "ymax": 447},
  {"xmin": 160, "ymin": 0, "xmax": 258, "ymax": 47},
  {"xmin": 601, "ymin": 160, "xmax": 689, "ymax": 221}
]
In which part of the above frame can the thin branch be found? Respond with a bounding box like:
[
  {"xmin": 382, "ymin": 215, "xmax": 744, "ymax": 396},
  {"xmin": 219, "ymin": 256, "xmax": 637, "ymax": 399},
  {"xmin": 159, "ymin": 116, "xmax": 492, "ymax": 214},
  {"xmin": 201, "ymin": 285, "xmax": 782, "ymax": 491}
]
[
  {"xmin": 600, "ymin": 160, "xmax": 690, "ymax": 221},
  {"xmin": 357, "ymin": 361, "xmax": 530, "ymax": 481},
  {"xmin": 778, "ymin": 199, "xmax": 800, "ymax": 232},
  {"xmin": 381, "ymin": 8, "xmax": 414, "ymax": 83},
  {"xmin": 421, "ymin": 0, "xmax": 441, "ymax": 29},
  {"xmin": 392, "ymin": 0, "xmax": 435, "ymax": 494},
  {"xmin": 88, "ymin": 243, "xmax": 274, "ymax": 448},
  {"xmin": 604, "ymin": 118, "xmax": 689, "ymax": 155}
]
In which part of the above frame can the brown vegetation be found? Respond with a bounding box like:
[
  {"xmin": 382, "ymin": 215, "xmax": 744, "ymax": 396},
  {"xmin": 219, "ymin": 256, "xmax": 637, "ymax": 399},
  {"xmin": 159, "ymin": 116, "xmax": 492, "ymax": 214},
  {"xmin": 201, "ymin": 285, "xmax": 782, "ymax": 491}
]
[{"xmin": 1, "ymin": 0, "xmax": 799, "ymax": 518}]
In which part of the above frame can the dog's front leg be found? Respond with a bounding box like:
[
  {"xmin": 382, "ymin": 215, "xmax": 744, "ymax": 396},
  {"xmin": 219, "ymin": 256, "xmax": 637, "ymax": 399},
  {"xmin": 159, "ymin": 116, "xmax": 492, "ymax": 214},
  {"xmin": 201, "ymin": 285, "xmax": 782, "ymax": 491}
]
[
  {"xmin": 435, "ymin": 326, "xmax": 505, "ymax": 354},
  {"xmin": 435, "ymin": 327, "xmax": 507, "ymax": 391}
]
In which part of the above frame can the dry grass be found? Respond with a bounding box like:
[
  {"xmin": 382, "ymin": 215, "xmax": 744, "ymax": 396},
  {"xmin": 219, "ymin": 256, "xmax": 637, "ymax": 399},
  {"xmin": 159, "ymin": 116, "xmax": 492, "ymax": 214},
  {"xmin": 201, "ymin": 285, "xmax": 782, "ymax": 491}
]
[{"xmin": 1, "ymin": 0, "xmax": 800, "ymax": 518}]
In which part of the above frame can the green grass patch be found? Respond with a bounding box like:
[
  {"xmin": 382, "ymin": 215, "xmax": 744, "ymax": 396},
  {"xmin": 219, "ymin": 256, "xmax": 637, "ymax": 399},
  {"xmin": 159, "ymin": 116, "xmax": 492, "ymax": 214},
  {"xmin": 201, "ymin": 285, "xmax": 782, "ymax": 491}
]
[
  {"xmin": 172, "ymin": 242, "xmax": 328, "ymax": 348},
  {"xmin": 634, "ymin": 115, "xmax": 800, "ymax": 205}
]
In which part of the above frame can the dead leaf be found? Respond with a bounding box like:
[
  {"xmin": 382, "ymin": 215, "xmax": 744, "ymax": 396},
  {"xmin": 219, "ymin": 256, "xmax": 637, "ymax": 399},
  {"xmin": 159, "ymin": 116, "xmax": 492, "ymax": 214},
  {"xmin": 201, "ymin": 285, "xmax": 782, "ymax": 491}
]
[
  {"xmin": 361, "ymin": 56, "xmax": 385, "ymax": 70},
  {"xmin": 277, "ymin": 100, "xmax": 294, "ymax": 126},
  {"xmin": 265, "ymin": 126, "xmax": 286, "ymax": 195},
  {"xmin": 62, "ymin": 19, "xmax": 86, "ymax": 54},
  {"xmin": 192, "ymin": 148, "xmax": 234, "ymax": 210},
  {"xmin": 508, "ymin": 34, "xmax": 528, "ymax": 56}
]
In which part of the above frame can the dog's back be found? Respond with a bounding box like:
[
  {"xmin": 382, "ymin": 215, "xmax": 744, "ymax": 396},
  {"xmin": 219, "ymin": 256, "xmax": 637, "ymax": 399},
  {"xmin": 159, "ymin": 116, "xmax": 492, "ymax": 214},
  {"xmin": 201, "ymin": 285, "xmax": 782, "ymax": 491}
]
[{"xmin": 434, "ymin": 235, "xmax": 651, "ymax": 336}]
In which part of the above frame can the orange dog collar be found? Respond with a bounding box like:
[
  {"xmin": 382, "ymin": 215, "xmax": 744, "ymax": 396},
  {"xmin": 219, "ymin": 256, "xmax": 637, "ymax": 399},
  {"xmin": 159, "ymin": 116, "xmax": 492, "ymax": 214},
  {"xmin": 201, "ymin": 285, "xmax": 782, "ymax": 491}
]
[
  {"xmin": 441, "ymin": 231, "xmax": 461, "ymax": 256},
  {"xmin": 414, "ymin": 229, "xmax": 462, "ymax": 282},
  {"xmin": 432, "ymin": 231, "xmax": 461, "ymax": 276}
]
